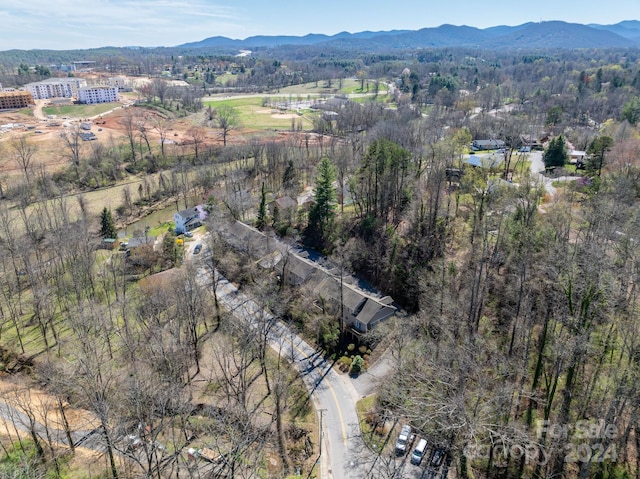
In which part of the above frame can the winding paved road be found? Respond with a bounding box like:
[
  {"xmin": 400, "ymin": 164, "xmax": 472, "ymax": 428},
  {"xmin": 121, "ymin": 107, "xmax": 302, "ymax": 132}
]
[{"xmin": 197, "ymin": 263, "xmax": 368, "ymax": 478}]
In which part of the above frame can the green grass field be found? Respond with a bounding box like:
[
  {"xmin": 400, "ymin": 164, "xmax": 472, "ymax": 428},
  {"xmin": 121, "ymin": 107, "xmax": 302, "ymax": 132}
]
[
  {"xmin": 278, "ymin": 78, "xmax": 388, "ymax": 96},
  {"xmin": 214, "ymin": 72, "xmax": 238, "ymax": 86},
  {"xmin": 202, "ymin": 79, "xmax": 390, "ymax": 129},
  {"xmin": 204, "ymin": 97, "xmax": 314, "ymax": 130},
  {"xmin": 42, "ymin": 102, "xmax": 120, "ymax": 118}
]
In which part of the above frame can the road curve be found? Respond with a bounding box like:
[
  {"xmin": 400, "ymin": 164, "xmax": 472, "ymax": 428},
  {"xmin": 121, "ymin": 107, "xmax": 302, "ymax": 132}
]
[{"xmin": 200, "ymin": 267, "xmax": 367, "ymax": 478}]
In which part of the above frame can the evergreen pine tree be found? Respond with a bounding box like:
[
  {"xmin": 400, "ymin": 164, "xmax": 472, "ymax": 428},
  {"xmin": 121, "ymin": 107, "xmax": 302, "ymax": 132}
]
[
  {"xmin": 543, "ymin": 136, "xmax": 568, "ymax": 169},
  {"xmin": 305, "ymin": 157, "xmax": 336, "ymax": 250},
  {"xmin": 586, "ymin": 136, "xmax": 614, "ymax": 176},
  {"xmin": 100, "ymin": 207, "xmax": 117, "ymax": 239},
  {"xmin": 256, "ymin": 182, "xmax": 267, "ymax": 231},
  {"xmin": 282, "ymin": 160, "xmax": 297, "ymax": 194}
]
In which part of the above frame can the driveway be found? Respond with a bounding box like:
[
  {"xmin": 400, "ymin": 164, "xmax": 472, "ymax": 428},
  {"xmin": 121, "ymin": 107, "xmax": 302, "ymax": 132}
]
[
  {"xmin": 529, "ymin": 151, "xmax": 584, "ymax": 199},
  {"xmin": 529, "ymin": 151, "xmax": 557, "ymax": 196},
  {"xmin": 194, "ymin": 252, "xmax": 369, "ymax": 478},
  {"xmin": 350, "ymin": 349, "xmax": 394, "ymax": 397}
]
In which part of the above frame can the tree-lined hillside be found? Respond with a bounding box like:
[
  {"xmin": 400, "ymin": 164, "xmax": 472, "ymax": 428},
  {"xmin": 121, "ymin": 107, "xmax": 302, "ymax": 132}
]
[{"xmin": 1, "ymin": 42, "xmax": 640, "ymax": 479}]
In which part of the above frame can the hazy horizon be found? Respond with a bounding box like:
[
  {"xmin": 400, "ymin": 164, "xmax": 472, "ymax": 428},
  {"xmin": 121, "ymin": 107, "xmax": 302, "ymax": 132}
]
[{"xmin": 1, "ymin": 0, "xmax": 638, "ymax": 51}]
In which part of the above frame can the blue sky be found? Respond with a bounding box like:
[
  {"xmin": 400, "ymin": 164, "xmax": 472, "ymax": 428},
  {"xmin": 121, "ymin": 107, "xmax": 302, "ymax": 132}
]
[{"xmin": 1, "ymin": 0, "xmax": 638, "ymax": 50}]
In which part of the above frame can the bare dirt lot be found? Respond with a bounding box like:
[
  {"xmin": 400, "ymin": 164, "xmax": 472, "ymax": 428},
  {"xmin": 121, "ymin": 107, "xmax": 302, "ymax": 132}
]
[{"xmin": 0, "ymin": 106, "xmax": 129, "ymax": 180}]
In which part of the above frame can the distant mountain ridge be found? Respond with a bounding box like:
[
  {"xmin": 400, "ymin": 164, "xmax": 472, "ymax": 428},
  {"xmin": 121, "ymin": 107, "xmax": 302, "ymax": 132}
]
[{"xmin": 177, "ymin": 20, "xmax": 640, "ymax": 50}]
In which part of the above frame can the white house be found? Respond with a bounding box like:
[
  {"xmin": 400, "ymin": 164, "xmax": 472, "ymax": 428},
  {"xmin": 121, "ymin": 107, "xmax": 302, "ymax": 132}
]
[
  {"xmin": 77, "ymin": 86, "xmax": 119, "ymax": 104},
  {"xmin": 569, "ymin": 150, "xmax": 586, "ymax": 164},
  {"xmin": 174, "ymin": 206, "xmax": 207, "ymax": 234}
]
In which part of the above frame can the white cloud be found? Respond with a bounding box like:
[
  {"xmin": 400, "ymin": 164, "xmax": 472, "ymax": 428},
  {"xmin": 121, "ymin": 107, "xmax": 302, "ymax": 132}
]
[{"xmin": 1, "ymin": 0, "xmax": 244, "ymax": 49}]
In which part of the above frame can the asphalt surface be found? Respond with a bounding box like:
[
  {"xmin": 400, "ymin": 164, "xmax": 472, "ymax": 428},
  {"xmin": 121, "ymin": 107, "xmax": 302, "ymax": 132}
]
[
  {"xmin": 0, "ymin": 400, "xmax": 108, "ymax": 453},
  {"xmin": 196, "ymin": 260, "xmax": 368, "ymax": 479},
  {"xmin": 192, "ymin": 240, "xmax": 443, "ymax": 478}
]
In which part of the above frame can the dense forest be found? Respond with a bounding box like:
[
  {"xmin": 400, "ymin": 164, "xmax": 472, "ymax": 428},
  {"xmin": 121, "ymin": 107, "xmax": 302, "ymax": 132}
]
[{"xmin": 0, "ymin": 41, "xmax": 640, "ymax": 479}]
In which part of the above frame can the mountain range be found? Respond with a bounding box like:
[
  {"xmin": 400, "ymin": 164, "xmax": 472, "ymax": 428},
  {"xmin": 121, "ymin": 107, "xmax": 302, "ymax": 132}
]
[{"xmin": 178, "ymin": 20, "xmax": 640, "ymax": 51}]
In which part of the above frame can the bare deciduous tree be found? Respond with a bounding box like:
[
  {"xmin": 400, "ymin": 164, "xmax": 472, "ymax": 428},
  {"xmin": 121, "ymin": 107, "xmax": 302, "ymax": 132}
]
[
  {"xmin": 59, "ymin": 126, "xmax": 83, "ymax": 179},
  {"xmin": 212, "ymin": 105, "xmax": 240, "ymax": 146},
  {"xmin": 11, "ymin": 135, "xmax": 37, "ymax": 187}
]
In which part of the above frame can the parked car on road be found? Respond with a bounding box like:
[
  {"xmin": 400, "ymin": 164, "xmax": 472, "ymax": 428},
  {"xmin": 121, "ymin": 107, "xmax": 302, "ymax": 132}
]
[
  {"xmin": 395, "ymin": 425, "xmax": 412, "ymax": 456},
  {"xmin": 193, "ymin": 244, "xmax": 202, "ymax": 254},
  {"xmin": 410, "ymin": 438, "xmax": 428, "ymax": 465},
  {"xmin": 431, "ymin": 448, "xmax": 446, "ymax": 468},
  {"xmin": 184, "ymin": 231, "xmax": 193, "ymax": 237}
]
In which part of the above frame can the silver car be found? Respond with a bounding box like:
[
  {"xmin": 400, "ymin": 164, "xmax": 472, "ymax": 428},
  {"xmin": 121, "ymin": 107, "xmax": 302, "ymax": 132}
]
[{"xmin": 395, "ymin": 425, "xmax": 412, "ymax": 456}]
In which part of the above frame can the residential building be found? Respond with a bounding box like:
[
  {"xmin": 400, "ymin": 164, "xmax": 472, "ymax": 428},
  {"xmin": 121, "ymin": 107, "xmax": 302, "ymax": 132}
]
[
  {"xmin": 125, "ymin": 235, "xmax": 156, "ymax": 264},
  {"xmin": 174, "ymin": 206, "xmax": 207, "ymax": 234},
  {"xmin": 77, "ymin": 86, "xmax": 119, "ymax": 104},
  {"xmin": 283, "ymin": 254, "xmax": 317, "ymax": 286},
  {"xmin": 303, "ymin": 263, "xmax": 396, "ymax": 333},
  {"xmin": 127, "ymin": 235, "xmax": 156, "ymax": 250},
  {"xmin": 269, "ymin": 196, "xmax": 298, "ymax": 224},
  {"xmin": 72, "ymin": 61, "xmax": 96, "ymax": 72},
  {"xmin": 0, "ymin": 91, "xmax": 34, "ymax": 110},
  {"xmin": 219, "ymin": 220, "xmax": 397, "ymax": 333},
  {"xmin": 472, "ymin": 139, "xmax": 506, "ymax": 151},
  {"xmin": 25, "ymin": 78, "xmax": 87, "ymax": 100},
  {"xmin": 569, "ymin": 150, "xmax": 586, "ymax": 165},
  {"xmin": 108, "ymin": 76, "xmax": 133, "ymax": 92},
  {"xmin": 466, "ymin": 154, "xmax": 503, "ymax": 169}
]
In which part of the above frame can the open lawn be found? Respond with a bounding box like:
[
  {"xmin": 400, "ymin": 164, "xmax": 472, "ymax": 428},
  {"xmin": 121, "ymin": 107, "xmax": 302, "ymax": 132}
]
[
  {"xmin": 205, "ymin": 97, "xmax": 314, "ymax": 130},
  {"xmin": 278, "ymin": 78, "xmax": 388, "ymax": 96},
  {"xmin": 42, "ymin": 102, "xmax": 121, "ymax": 118},
  {"xmin": 215, "ymin": 72, "xmax": 238, "ymax": 86},
  {"xmin": 356, "ymin": 394, "xmax": 390, "ymax": 452},
  {"xmin": 349, "ymin": 95, "xmax": 390, "ymax": 105}
]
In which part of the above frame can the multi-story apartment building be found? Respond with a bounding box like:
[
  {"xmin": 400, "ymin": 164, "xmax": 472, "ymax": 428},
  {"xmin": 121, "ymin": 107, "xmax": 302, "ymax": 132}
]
[
  {"xmin": 25, "ymin": 78, "xmax": 88, "ymax": 100},
  {"xmin": 0, "ymin": 91, "xmax": 34, "ymax": 110},
  {"xmin": 77, "ymin": 86, "xmax": 119, "ymax": 104},
  {"xmin": 107, "ymin": 76, "xmax": 132, "ymax": 92}
]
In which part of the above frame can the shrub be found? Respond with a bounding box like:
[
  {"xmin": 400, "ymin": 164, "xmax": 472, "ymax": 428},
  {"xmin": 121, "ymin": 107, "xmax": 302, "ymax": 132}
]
[
  {"xmin": 338, "ymin": 356, "xmax": 352, "ymax": 372},
  {"xmin": 351, "ymin": 355, "xmax": 364, "ymax": 375}
]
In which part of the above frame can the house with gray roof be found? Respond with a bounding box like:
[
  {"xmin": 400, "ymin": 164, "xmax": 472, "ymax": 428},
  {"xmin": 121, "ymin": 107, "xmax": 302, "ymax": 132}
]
[
  {"xmin": 309, "ymin": 272, "xmax": 396, "ymax": 334},
  {"xmin": 218, "ymin": 220, "xmax": 397, "ymax": 333},
  {"xmin": 472, "ymin": 139, "xmax": 506, "ymax": 151},
  {"xmin": 221, "ymin": 220, "xmax": 278, "ymax": 259},
  {"xmin": 174, "ymin": 206, "xmax": 207, "ymax": 234},
  {"xmin": 269, "ymin": 196, "xmax": 298, "ymax": 223},
  {"xmin": 283, "ymin": 254, "xmax": 317, "ymax": 286}
]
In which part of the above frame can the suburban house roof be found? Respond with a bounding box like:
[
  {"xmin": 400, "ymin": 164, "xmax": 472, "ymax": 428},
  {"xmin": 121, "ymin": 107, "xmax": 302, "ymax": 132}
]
[
  {"xmin": 304, "ymin": 264, "xmax": 396, "ymax": 327},
  {"xmin": 356, "ymin": 298, "xmax": 396, "ymax": 326},
  {"xmin": 222, "ymin": 220, "xmax": 281, "ymax": 260},
  {"xmin": 466, "ymin": 154, "xmax": 503, "ymax": 168},
  {"xmin": 271, "ymin": 196, "xmax": 298, "ymax": 210},
  {"xmin": 184, "ymin": 217, "xmax": 202, "ymax": 228},
  {"xmin": 218, "ymin": 220, "xmax": 397, "ymax": 330},
  {"xmin": 520, "ymin": 134, "xmax": 543, "ymax": 145},
  {"xmin": 178, "ymin": 206, "xmax": 198, "ymax": 217},
  {"xmin": 176, "ymin": 206, "xmax": 206, "ymax": 220},
  {"xmin": 127, "ymin": 236, "xmax": 155, "ymax": 248},
  {"xmin": 472, "ymin": 139, "xmax": 506, "ymax": 149},
  {"xmin": 312, "ymin": 276, "xmax": 366, "ymax": 312},
  {"xmin": 284, "ymin": 254, "xmax": 317, "ymax": 284}
]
